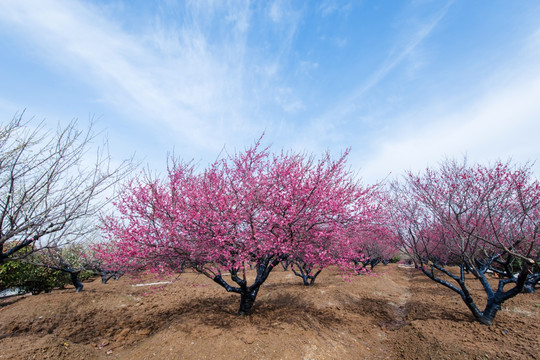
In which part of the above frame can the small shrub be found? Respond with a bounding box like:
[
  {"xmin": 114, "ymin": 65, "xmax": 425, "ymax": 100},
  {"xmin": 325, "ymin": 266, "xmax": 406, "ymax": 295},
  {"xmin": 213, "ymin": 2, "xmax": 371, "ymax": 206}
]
[
  {"xmin": 79, "ymin": 270, "xmax": 96, "ymax": 282},
  {"xmin": 0, "ymin": 260, "xmax": 70, "ymax": 295}
]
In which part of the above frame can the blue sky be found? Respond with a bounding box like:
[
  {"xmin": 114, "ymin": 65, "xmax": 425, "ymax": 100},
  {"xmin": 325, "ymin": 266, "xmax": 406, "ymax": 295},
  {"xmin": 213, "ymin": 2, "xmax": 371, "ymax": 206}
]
[{"xmin": 1, "ymin": 0, "xmax": 539, "ymax": 182}]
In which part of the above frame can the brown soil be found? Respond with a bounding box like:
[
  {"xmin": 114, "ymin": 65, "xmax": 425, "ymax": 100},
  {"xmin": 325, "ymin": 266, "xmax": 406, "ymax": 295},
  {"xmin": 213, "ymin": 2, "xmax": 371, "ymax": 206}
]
[{"xmin": 1, "ymin": 264, "xmax": 539, "ymax": 359}]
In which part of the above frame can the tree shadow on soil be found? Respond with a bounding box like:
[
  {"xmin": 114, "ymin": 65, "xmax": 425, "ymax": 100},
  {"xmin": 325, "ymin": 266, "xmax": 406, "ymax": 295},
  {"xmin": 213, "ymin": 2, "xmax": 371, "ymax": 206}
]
[
  {"xmin": 343, "ymin": 297, "xmax": 396, "ymax": 323},
  {"xmin": 173, "ymin": 291, "xmax": 348, "ymax": 331},
  {"xmin": 403, "ymin": 299, "xmax": 473, "ymax": 323},
  {"xmin": 0, "ymin": 294, "xmax": 27, "ymax": 308},
  {"xmin": 342, "ymin": 293, "xmax": 474, "ymax": 326},
  {"xmin": 2, "ymin": 291, "xmax": 348, "ymax": 345}
]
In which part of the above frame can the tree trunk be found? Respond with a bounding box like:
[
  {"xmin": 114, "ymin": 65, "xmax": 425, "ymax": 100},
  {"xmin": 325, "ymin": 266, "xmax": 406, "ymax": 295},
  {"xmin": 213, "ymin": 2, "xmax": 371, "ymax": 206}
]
[
  {"xmin": 70, "ymin": 272, "xmax": 84, "ymax": 292},
  {"xmin": 291, "ymin": 262, "xmax": 322, "ymax": 285},
  {"xmin": 454, "ymin": 262, "xmax": 532, "ymax": 326},
  {"xmin": 299, "ymin": 269, "xmax": 322, "ymax": 286},
  {"xmin": 477, "ymin": 300, "xmax": 502, "ymax": 326},
  {"xmin": 238, "ymin": 288, "xmax": 260, "ymax": 316},
  {"xmin": 370, "ymin": 258, "xmax": 381, "ymax": 270},
  {"xmin": 460, "ymin": 295, "xmax": 501, "ymax": 326},
  {"xmin": 101, "ymin": 272, "xmax": 114, "ymax": 284},
  {"xmin": 207, "ymin": 255, "xmax": 283, "ymax": 316}
]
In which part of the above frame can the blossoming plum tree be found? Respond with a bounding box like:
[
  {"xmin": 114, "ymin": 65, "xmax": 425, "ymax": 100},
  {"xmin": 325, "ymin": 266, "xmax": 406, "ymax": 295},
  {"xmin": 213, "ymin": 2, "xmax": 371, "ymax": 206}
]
[
  {"xmin": 289, "ymin": 186, "xmax": 386, "ymax": 285},
  {"xmin": 101, "ymin": 141, "xmax": 379, "ymax": 315},
  {"xmin": 390, "ymin": 159, "xmax": 540, "ymax": 325},
  {"xmin": 351, "ymin": 227, "xmax": 399, "ymax": 272}
]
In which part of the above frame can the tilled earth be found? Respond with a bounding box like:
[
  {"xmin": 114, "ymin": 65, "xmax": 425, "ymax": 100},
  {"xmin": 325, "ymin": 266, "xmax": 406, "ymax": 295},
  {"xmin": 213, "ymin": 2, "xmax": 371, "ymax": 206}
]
[{"xmin": 0, "ymin": 264, "xmax": 539, "ymax": 359}]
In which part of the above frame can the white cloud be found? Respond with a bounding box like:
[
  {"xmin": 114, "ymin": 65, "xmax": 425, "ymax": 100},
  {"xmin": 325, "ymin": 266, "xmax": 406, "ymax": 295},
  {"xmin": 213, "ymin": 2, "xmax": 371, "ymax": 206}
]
[
  {"xmin": 3, "ymin": 0, "xmax": 536, "ymax": 186},
  {"xmin": 0, "ymin": 0, "xmax": 258, "ymax": 158},
  {"xmin": 269, "ymin": 0, "xmax": 283, "ymax": 23},
  {"xmin": 298, "ymin": 60, "xmax": 319, "ymax": 75},
  {"xmin": 275, "ymin": 87, "xmax": 305, "ymax": 114},
  {"xmin": 319, "ymin": 1, "xmax": 353, "ymax": 17},
  {"xmin": 359, "ymin": 58, "xmax": 540, "ymax": 182}
]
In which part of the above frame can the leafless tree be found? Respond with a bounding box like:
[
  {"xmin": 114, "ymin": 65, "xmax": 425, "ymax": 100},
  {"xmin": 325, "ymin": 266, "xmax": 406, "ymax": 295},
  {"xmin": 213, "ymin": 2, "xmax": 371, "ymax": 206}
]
[{"xmin": 0, "ymin": 114, "xmax": 132, "ymax": 264}]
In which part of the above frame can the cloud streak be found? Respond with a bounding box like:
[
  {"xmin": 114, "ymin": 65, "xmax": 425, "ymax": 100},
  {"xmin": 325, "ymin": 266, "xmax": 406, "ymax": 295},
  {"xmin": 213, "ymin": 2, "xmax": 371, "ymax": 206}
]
[
  {"xmin": 355, "ymin": 0, "xmax": 454, "ymax": 100},
  {"xmin": 1, "ymin": 0, "xmax": 538, "ymax": 182},
  {"xmin": 0, "ymin": 0, "xmax": 274, "ymax": 158},
  {"xmin": 301, "ymin": 1, "xmax": 455, "ymax": 150},
  {"xmin": 359, "ymin": 44, "xmax": 540, "ymax": 182}
]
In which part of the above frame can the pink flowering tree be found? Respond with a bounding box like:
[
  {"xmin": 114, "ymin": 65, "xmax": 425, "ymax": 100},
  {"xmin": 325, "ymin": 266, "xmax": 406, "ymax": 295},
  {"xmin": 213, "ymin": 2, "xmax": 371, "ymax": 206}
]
[
  {"xmin": 101, "ymin": 141, "xmax": 374, "ymax": 315},
  {"xmin": 87, "ymin": 242, "xmax": 125, "ymax": 284},
  {"xmin": 26, "ymin": 241, "xmax": 124, "ymax": 292},
  {"xmin": 340, "ymin": 193, "xmax": 398, "ymax": 274},
  {"xmin": 389, "ymin": 159, "xmax": 540, "ymax": 325},
  {"xmin": 289, "ymin": 185, "xmax": 386, "ymax": 285},
  {"xmin": 351, "ymin": 227, "xmax": 400, "ymax": 272}
]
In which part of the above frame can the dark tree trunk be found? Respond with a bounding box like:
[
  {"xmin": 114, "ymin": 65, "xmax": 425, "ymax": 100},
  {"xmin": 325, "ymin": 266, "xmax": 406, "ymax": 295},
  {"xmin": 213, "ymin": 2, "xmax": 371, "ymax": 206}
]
[
  {"xmin": 70, "ymin": 271, "xmax": 83, "ymax": 292},
  {"xmin": 95, "ymin": 269, "xmax": 123, "ymax": 284},
  {"xmin": 305, "ymin": 269, "xmax": 322, "ymax": 286},
  {"xmin": 353, "ymin": 259, "xmax": 368, "ymax": 275},
  {"xmin": 370, "ymin": 258, "xmax": 381, "ymax": 270},
  {"xmin": 207, "ymin": 255, "xmax": 284, "ymax": 316},
  {"xmin": 281, "ymin": 258, "xmax": 293, "ymax": 271},
  {"xmin": 295, "ymin": 269, "xmax": 322, "ymax": 286},
  {"xmin": 523, "ymin": 272, "xmax": 539, "ymax": 293},
  {"xmin": 458, "ymin": 291, "xmax": 501, "ymax": 326},
  {"xmin": 421, "ymin": 259, "xmax": 532, "ymax": 326},
  {"xmin": 238, "ymin": 288, "xmax": 260, "ymax": 316},
  {"xmin": 100, "ymin": 271, "xmax": 115, "ymax": 284},
  {"xmin": 291, "ymin": 261, "xmax": 322, "ymax": 286},
  {"xmin": 101, "ymin": 274, "xmax": 113, "ymax": 284},
  {"xmin": 478, "ymin": 301, "xmax": 501, "ymax": 326}
]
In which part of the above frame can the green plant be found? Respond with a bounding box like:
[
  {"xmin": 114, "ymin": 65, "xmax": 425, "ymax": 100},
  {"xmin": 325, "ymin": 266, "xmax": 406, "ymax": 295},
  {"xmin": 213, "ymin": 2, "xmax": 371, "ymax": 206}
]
[
  {"xmin": 79, "ymin": 270, "xmax": 96, "ymax": 282},
  {"xmin": 0, "ymin": 260, "xmax": 70, "ymax": 295}
]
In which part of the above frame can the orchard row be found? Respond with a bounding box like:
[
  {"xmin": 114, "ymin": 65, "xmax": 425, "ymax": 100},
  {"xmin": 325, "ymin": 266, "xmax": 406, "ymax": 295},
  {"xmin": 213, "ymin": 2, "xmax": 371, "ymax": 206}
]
[{"xmin": 1, "ymin": 118, "xmax": 538, "ymax": 326}]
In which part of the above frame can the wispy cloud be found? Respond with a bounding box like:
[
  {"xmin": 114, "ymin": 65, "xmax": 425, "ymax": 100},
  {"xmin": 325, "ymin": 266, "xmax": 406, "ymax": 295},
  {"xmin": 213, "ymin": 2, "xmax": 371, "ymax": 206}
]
[
  {"xmin": 345, "ymin": 1, "xmax": 453, "ymax": 106},
  {"xmin": 265, "ymin": 0, "xmax": 303, "ymax": 67},
  {"xmin": 297, "ymin": 1, "xmax": 454, "ymax": 152},
  {"xmin": 356, "ymin": 1, "xmax": 454, "ymax": 100},
  {"xmin": 1, "ymin": 0, "xmax": 538, "ymax": 181},
  {"xmin": 275, "ymin": 87, "xmax": 305, "ymax": 114},
  {"xmin": 318, "ymin": 1, "xmax": 354, "ymax": 17},
  {"xmin": 359, "ymin": 42, "xmax": 540, "ymax": 182},
  {"xmin": 0, "ymin": 0, "xmax": 272, "ymax": 158},
  {"xmin": 269, "ymin": 0, "xmax": 285, "ymax": 23}
]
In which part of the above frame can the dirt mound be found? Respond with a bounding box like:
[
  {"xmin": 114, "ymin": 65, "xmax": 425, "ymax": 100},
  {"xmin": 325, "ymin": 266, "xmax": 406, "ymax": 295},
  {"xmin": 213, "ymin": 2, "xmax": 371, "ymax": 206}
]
[{"xmin": 1, "ymin": 265, "xmax": 539, "ymax": 359}]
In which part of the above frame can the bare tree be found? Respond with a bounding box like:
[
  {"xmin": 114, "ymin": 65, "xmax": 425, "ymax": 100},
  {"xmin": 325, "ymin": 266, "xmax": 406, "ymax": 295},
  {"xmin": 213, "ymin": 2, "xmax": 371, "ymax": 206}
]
[{"xmin": 0, "ymin": 114, "xmax": 132, "ymax": 264}]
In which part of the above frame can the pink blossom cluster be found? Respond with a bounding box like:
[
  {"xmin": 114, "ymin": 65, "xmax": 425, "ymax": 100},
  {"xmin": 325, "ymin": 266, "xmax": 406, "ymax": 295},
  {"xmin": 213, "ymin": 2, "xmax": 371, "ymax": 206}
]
[
  {"xmin": 99, "ymin": 140, "xmax": 388, "ymax": 280},
  {"xmin": 391, "ymin": 159, "xmax": 540, "ymax": 268}
]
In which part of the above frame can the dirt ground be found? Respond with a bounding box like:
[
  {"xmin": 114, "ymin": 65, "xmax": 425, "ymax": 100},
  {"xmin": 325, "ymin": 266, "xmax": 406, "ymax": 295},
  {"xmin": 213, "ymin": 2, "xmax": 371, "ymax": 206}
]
[{"xmin": 1, "ymin": 264, "xmax": 539, "ymax": 359}]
